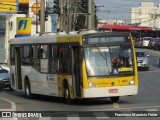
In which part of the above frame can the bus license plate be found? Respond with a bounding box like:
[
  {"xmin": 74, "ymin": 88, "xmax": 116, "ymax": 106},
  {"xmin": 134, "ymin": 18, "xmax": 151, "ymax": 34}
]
[{"xmin": 109, "ymin": 89, "xmax": 118, "ymax": 93}]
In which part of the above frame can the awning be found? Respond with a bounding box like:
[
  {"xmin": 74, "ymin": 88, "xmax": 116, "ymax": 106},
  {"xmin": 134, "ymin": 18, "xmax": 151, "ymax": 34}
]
[{"xmin": 100, "ymin": 24, "xmax": 153, "ymax": 31}]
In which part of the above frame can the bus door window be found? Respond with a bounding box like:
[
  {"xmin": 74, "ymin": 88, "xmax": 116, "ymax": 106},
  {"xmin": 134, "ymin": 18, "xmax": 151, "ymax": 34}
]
[
  {"xmin": 10, "ymin": 45, "xmax": 15, "ymax": 65},
  {"xmin": 59, "ymin": 45, "xmax": 71, "ymax": 74},
  {"xmin": 50, "ymin": 45, "xmax": 58, "ymax": 73},
  {"xmin": 40, "ymin": 45, "xmax": 49, "ymax": 73}
]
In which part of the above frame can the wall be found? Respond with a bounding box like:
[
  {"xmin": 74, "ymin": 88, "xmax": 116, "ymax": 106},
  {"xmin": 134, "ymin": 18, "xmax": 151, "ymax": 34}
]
[{"xmin": 0, "ymin": 21, "xmax": 6, "ymax": 63}]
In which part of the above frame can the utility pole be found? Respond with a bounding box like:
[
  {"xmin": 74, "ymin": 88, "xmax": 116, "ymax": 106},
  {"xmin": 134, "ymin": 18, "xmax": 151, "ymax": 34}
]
[
  {"xmin": 36, "ymin": 0, "xmax": 38, "ymax": 33},
  {"xmin": 88, "ymin": 0, "xmax": 94, "ymax": 29},
  {"xmin": 40, "ymin": 0, "xmax": 45, "ymax": 33},
  {"xmin": 59, "ymin": 0, "xmax": 64, "ymax": 31}
]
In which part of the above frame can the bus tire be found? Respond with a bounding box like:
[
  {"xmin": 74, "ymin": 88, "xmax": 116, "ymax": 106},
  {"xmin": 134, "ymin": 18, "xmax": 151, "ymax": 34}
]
[
  {"xmin": 25, "ymin": 80, "xmax": 32, "ymax": 99},
  {"xmin": 110, "ymin": 97, "xmax": 119, "ymax": 103},
  {"xmin": 63, "ymin": 83, "xmax": 72, "ymax": 104}
]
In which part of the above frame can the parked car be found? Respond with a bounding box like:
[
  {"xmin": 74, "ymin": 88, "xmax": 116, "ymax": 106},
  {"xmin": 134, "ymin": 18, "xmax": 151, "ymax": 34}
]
[
  {"xmin": 148, "ymin": 38, "xmax": 158, "ymax": 49},
  {"xmin": 0, "ymin": 66, "xmax": 11, "ymax": 90},
  {"xmin": 153, "ymin": 38, "xmax": 160, "ymax": 50},
  {"xmin": 0, "ymin": 65, "xmax": 10, "ymax": 72},
  {"xmin": 140, "ymin": 37, "xmax": 152, "ymax": 48},
  {"xmin": 136, "ymin": 50, "xmax": 149, "ymax": 71}
]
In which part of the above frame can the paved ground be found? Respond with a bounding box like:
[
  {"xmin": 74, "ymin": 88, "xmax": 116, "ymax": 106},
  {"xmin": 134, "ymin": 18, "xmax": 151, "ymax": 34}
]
[{"xmin": 0, "ymin": 98, "xmax": 17, "ymax": 120}]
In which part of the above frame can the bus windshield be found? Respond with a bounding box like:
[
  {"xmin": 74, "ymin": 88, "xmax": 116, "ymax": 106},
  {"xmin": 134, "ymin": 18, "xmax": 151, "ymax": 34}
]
[{"xmin": 84, "ymin": 45, "xmax": 134, "ymax": 77}]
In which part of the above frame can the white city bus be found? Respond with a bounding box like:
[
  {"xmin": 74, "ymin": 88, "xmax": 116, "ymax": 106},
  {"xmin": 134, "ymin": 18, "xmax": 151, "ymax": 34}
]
[{"xmin": 9, "ymin": 32, "xmax": 138, "ymax": 103}]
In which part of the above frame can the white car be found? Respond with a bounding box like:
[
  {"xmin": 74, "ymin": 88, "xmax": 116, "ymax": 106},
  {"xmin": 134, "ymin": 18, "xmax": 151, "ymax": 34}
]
[
  {"xmin": 141, "ymin": 37, "xmax": 152, "ymax": 48},
  {"xmin": 0, "ymin": 66, "xmax": 11, "ymax": 90},
  {"xmin": 136, "ymin": 50, "xmax": 149, "ymax": 71},
  {"xmin": 0, "ymin": 65, "xmax": 10, "ymax": 72}
]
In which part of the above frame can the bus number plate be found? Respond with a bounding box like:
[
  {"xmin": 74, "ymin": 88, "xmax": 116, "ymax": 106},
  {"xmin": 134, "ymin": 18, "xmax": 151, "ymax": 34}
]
[{"xmin": 109, "ymin": 89, "xmax": 118, "ymax": 93}]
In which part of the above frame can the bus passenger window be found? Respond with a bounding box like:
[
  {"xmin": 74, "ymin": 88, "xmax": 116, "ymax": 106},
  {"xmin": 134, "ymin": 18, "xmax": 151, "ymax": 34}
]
[
  {"xmin": 40, "ymin": 45, "xmax": 49, "ymax": 73},
  {"xmin": 41, "ymin": 45, "xmax": 49, "ymax": 58},
  {"xmin": 32, "ymin": 46, "xmax": 39, "ymax": 58},
  {"xmin": 31, "ymin": 46, "xmax": 40, "ymax": 71},
  {"xmin": 22, "ymin": 46, "xmax": 31, "ymax": 65},
  {"xmin": 50, "ymin": 45, "xmax": 59, "ymax": 73}
]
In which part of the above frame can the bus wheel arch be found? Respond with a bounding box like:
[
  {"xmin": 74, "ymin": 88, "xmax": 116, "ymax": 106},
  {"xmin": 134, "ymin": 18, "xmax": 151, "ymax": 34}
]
[
  {"xmin": 62, "ymin": 79, "xmax": 72, "ymax": 104},
  {"xmin": 24, "ymin": 76, "xmax": 32, "ymax": 98}
]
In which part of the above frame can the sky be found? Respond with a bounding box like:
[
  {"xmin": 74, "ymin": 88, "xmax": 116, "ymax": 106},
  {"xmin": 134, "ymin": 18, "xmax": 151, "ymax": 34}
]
[{"xmin": 95, "ymin": 0, "xmax": 160, "ymax": 23}]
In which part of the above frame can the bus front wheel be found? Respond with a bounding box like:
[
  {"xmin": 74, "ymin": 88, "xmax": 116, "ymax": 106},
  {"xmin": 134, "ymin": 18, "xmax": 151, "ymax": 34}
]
[
  {"xmin": 63, "ymin": 83, "xmax": 72, "ymax": 104},
  {"xmin": 25, "ymin": 80, "xmax": 32, "ymax": 98},
  {"xmin": 110, "ymin": 97, "xmax": 119, "ymax": 103}
]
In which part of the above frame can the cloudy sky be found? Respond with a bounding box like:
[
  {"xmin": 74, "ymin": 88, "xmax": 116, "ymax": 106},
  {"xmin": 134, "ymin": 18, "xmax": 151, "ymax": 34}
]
[{"xmin": 95, "ymin": 0, "xmax": 160, "ymax": 23}]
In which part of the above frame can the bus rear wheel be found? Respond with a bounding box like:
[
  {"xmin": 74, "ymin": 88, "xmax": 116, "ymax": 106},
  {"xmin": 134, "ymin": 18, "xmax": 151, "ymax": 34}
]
[
  {"xmin": 25, "ymin": 80, "xmax": 32, "ymax": 98},
  {"xmin": 64, "ymin": 83, "xmax": 72, "ymax": 104},
  {"xmin": 110, "ymin": 97, "xmax": 119, "ymax": 103}
]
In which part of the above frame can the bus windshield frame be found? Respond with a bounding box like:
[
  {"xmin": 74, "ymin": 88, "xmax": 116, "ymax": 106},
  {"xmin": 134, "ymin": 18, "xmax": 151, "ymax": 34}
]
[{"xmin": 82, "ymin": 34, "xmax": 135, "ymax": 77}]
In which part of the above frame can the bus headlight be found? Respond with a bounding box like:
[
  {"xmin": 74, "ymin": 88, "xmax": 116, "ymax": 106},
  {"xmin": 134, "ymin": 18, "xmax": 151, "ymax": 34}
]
[
  {"xmin": 128, "ymin": 78, "xmax": 135, "ymax": 85},
  {"xmin": 89, "ymin": 81, "xmax": 97, "ymax": 88}
]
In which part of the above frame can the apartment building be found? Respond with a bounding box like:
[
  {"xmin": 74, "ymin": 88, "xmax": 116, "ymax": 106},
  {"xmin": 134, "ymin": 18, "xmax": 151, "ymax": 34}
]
[{"xmin": 131, "ymin": 2, "xmax": 160, "ymax": 29}]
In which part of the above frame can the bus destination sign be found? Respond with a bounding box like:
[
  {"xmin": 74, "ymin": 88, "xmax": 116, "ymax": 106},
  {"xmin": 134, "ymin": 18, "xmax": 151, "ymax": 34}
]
[{"xmin": 83, "ymin": 36, "xmax": 127, "ymax": 45}]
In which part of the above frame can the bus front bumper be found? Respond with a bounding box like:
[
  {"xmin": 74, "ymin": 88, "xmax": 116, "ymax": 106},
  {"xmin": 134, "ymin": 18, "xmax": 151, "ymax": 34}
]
[{"xmin": 82, "ymin": 86, "xmax": 138, "ymax": 98}]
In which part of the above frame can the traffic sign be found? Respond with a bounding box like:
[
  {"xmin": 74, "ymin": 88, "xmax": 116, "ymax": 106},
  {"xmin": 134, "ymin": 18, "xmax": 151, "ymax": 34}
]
[{"xmin": 31, "ymin": 2, "xmax": 41, "ymax": 15}]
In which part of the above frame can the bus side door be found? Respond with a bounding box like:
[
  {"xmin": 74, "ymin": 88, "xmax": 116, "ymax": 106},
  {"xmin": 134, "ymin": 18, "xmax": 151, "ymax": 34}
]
[
  {"xmin": 14, "ymin": 46, "xmax": 22, "ymax": 90},
  {"xmin": 72, "ymin": 46, "xmax": 81, "ymax": 97}
]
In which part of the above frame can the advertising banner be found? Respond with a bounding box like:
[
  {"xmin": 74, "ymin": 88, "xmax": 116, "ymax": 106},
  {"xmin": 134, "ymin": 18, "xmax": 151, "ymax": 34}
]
[
  {"xmin": 0, "ymin": 0, "xmax": 18, "ymax": 13},
  {"xmin": 19, "ymin": 0, "xmax": 29, "ymax": 4}
]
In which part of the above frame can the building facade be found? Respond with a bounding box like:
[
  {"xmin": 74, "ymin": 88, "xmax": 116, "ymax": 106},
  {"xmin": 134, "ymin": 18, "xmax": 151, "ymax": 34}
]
[
  {"xmin": 131, "ymin": 2, "xmax": 160, "ymax": 29},
  {"xmin": 0, "ymin": 0, "xmax": 56, "ymax": 64}
]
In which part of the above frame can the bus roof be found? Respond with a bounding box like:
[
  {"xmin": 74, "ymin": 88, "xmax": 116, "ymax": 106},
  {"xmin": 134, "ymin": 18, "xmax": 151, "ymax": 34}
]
[
  {"xmin": 10, "ymin": 32, "xmax": 131, "ymax": 45},
  {"xmin": 83, "ymin": 32, "xmax": 131, "ymax": 38},
  {"xmin": 10, "ymin": 34, "xmax": 82, "ymax": 45}
]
